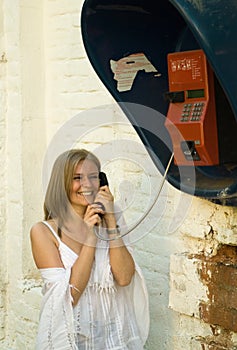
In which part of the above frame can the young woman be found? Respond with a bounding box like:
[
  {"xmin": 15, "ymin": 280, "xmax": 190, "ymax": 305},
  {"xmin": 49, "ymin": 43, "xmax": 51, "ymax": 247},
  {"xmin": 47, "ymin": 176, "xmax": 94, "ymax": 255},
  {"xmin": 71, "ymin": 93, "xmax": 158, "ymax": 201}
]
[{"xmin": 30, "ymin": 149, "xmax": 149, "ymax": 349}]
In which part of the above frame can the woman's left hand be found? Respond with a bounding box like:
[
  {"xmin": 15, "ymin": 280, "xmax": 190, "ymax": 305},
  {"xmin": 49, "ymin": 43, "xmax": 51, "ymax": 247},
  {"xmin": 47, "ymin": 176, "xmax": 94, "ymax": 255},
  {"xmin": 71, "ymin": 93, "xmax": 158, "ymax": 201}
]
[{"xmin": 94, "ymin": 185, "xmax": 115, "ymax": 223}]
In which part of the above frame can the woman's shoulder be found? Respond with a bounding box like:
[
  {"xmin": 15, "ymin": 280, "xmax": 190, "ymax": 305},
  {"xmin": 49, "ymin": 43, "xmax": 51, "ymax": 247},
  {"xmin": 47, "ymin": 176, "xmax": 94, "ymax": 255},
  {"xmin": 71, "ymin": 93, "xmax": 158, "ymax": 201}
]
[
  {"xmin": 30, "ymin": 221, "xmax": 63, "ymax": 269},
  {"xmin": 30, "ymin": 221, "xmax": 58, "ymax": 245},
  {"xmin": 31, "ymin": 220, "xmax": 44, "ymax": 230},
  {"xmin": 30, "ymin": 221, "xmax": 45, "ymax": 235},
  {"xmin": 30, "ymin": 221, "xmax": 48, "ymax": 235},
  {"xmin": 31, "ymin": 219, "xmax": 57, "ymax": 231}
]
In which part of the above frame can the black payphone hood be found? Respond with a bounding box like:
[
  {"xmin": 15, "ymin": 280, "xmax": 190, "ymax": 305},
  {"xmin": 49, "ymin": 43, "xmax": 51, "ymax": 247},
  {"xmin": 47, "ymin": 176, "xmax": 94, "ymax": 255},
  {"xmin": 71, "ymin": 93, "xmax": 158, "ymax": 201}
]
[{"xmin": 81, "ymin": 0, "xmax": 237, "ymax": 205}]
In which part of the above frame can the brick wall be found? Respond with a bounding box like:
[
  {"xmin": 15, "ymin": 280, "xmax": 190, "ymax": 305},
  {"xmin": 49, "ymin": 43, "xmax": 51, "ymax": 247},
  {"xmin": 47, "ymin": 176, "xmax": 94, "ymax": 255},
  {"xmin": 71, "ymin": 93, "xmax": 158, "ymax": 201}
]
[
  {"xmin": 169, "ymin": 202, "xmax": 237, "ymax": 349},
  {"xmin": 1, "ymin": 1, "xmax": 237, "ymax": 349},
  {"xmin": 199, "ymin": 245, "xmax": 237, "ymax": 331},
  {"xmin": 0, "ymin": 0, "xmax": 46, "ymax": 348},
  {"xmin": 0, "ymin": 0, "xmax": 7, "ymax": 342}
]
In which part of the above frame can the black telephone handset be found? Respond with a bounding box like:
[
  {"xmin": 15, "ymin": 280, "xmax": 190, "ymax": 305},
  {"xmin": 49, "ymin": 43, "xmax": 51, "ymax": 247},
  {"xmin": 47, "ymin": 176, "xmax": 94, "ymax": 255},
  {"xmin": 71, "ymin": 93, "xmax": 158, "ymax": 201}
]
[
  {"xmin": 99, "ymin": 171, "xmax": 109, "ymax": 187},
  {"xmin": 94, "ymin": 172, "xmax": 109, "ymax": 216}
]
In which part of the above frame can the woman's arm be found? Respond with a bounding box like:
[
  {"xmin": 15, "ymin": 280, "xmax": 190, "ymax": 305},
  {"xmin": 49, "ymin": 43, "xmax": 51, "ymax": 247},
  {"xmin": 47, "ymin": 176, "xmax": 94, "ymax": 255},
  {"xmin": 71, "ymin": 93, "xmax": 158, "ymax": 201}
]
[
  {"xmin": 30, "ymin": 216, "xmax": 98, "ymax": 306},
  {"xmin": 68, "ymin": 229, "xmax": 97, "ymax": 306},
  {"xmin": 106, "ymin": 214, "xmax": 135, "ymax": 286},
  {"xmin": 30, "ymin": 222, "xmax": 64, "ymax": 269},
  {"xmin": 96, "ymin": 184, "xmax": 135, "ymax": 286}
]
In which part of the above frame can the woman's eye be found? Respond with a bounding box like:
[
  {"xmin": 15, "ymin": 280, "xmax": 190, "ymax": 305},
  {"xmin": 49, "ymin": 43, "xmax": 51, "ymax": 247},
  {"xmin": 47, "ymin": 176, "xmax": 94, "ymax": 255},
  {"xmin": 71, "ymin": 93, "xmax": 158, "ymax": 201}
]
[
  {"xmin": 73, "ymin": 175, "xmax": 99, "ymax": 181},
  {"xmin": 73, "ymin": 176, "xmax": 82, "ymax": 181},
  {"xmin": 89, "ymin": 175, "xmax": 99, "ymax": 181}
]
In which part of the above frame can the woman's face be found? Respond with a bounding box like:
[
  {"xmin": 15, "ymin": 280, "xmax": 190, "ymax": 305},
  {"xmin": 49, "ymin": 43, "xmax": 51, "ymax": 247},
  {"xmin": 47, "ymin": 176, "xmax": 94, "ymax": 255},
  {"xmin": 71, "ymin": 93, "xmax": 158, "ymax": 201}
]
[{"xmin": 69, "ymin": 159, "xmax": 100, "ymax": 211}]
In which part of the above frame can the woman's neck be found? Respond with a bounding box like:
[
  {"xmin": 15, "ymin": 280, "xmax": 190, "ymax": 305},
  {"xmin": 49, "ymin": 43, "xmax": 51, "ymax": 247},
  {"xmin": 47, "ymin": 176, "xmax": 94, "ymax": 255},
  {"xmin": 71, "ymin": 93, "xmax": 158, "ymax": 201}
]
[{"xmin": 72, "ymin": 204, "xmax": 87, "ymax": 218}]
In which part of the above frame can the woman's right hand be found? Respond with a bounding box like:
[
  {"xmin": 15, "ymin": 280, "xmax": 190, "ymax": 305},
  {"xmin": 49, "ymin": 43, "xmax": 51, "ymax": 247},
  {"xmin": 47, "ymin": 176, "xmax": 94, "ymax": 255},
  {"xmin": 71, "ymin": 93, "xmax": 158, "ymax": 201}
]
[
  {"xmin": 84, "ymin": 203, "xmax": 104, "ymax": 227},
  {"xmin": 83, "ymin": 204, "xmax": 104, "ymax": 244}
]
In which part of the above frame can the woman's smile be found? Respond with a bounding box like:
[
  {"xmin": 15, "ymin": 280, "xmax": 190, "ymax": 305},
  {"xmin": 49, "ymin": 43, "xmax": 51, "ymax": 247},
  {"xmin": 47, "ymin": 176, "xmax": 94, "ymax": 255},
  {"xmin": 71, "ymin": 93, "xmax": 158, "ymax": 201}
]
[
  {"xmin": 76, "ymin": 189, "xmax": 95, "ymax": 202},
  {"xmin": 77, "ymin": 190, "xmax": 94, "ymax": 196}
]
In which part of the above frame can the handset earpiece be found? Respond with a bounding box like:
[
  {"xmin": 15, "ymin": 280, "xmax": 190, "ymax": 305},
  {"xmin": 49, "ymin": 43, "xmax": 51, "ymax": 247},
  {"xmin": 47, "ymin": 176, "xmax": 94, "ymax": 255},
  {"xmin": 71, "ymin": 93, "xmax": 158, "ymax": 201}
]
[
  {"xmin": 99, "ymin": 172, "xmax": 109, "ymax": 187},
  {"xmin": 94, "ymin": 172, "xmax": 109, "ymax": 217}
]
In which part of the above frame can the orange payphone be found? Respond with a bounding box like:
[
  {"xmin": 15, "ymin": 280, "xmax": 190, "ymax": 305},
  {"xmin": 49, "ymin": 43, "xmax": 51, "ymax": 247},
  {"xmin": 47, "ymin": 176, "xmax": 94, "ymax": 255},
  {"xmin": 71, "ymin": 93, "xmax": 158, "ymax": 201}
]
[{"xmin": 165, "ymin": 49, "xmax": 219, "ymax": 166}]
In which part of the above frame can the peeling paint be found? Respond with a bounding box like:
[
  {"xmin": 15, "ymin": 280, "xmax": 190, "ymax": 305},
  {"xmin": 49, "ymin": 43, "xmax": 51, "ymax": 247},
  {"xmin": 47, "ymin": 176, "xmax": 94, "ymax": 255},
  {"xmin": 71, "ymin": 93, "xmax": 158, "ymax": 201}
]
[
  {"xmin": 110, "ymin": 52, "xmax": 161, "ymax": 92},
  {"xmin": 198, "ymin": 245, "xmax": 237, "ymax": 333}
]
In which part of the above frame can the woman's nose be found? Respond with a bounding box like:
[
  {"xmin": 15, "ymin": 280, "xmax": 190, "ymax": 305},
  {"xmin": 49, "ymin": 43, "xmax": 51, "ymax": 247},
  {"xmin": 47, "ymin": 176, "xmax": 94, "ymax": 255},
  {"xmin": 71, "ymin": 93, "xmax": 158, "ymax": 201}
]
[{"xmin": 80, "ymin": 175, "xmax": 93, "ymax": 186}]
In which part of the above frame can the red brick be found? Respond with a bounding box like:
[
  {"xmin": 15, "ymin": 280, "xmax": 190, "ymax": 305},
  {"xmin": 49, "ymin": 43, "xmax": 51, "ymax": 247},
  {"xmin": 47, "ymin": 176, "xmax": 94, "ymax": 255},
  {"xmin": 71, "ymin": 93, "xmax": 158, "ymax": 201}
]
[{"xmin": 200, "ymin": 302, "xmax": 237, "ymax": 332}]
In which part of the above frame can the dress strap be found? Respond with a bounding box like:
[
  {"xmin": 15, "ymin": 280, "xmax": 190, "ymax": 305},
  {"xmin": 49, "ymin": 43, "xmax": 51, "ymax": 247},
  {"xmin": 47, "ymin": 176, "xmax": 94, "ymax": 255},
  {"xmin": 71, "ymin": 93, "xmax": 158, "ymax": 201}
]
[{"xmin": 42, "ymin": 221, "xmax": 61, "ymax": 243}]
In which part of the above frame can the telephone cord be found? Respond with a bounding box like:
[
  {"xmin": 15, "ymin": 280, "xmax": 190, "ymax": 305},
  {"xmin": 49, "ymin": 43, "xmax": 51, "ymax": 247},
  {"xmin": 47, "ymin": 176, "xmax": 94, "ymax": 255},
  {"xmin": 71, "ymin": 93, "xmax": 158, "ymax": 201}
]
[{"xmin": 94, "ymin": 152, "xmax": 174, "ymax": 241}]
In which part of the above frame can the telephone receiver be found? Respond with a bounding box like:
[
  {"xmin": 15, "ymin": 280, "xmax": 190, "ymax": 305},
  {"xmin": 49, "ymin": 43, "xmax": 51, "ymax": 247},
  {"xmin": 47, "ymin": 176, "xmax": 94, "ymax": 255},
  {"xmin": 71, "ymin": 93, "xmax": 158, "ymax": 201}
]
[
  {"xmin": 99, "ymin": 171, "xmax": 109, "ymax": 187},
  {"xmin": 94, "ymin": 172, "xmax": 109, "ymax": 217}
]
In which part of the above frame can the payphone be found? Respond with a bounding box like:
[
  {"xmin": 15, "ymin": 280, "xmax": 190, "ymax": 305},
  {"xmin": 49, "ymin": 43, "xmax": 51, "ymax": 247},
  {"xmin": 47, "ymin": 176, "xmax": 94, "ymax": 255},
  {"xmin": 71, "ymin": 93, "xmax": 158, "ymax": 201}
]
[
  {"xmin": 165, "ymin": 50, "xmax": 219, "ymax": 166},
  {"xmin": 81, "ymin": 0, "xmax": 237, "ymax": 204}
]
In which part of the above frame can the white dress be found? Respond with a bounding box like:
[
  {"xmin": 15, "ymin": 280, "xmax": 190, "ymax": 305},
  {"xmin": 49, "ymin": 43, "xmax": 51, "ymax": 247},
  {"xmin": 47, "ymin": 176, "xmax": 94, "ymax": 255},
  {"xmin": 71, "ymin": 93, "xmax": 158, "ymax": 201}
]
[{"xmin": 36, "ymin": 219, "xmax": 149, "ymax": 350}]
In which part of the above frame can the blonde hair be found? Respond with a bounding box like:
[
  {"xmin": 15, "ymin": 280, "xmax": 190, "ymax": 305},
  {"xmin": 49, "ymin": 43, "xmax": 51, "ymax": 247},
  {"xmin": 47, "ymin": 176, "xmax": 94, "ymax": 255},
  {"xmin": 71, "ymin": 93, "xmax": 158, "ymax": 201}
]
[{"xmin": 44, "ymin": 149, "xmax": 101, "ymax": 229}]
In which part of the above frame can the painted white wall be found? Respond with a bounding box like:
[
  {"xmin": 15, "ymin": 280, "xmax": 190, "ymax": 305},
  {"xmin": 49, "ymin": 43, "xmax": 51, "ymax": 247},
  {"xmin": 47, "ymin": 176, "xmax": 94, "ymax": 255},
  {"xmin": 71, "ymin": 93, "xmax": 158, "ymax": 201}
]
[{"xmin": 0, "ymin": 1, "xmax": 237, "ymax": 349}]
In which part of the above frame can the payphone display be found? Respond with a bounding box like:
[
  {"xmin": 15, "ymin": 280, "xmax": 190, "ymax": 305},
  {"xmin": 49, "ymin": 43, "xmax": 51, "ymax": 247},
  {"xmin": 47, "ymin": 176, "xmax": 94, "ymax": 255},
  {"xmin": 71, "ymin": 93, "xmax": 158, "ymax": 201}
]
[{"xmin": 165, "ymin": 49, "xmax": 219, "ymax": 166}]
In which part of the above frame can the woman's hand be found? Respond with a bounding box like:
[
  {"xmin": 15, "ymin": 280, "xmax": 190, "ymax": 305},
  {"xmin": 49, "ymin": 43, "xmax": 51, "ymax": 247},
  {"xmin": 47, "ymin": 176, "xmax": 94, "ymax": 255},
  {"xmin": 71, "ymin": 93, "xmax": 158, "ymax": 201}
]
[
  {"xmin": 84, "ymin": 203, "xmax": 104, "ymax": 228},
  {"xmin": 82, "ymin": 203, "xmax": 104, "ymax": 245},
  {"xmin": 94, "ymin": 186, "xmax": 116, "ymax": 227}
]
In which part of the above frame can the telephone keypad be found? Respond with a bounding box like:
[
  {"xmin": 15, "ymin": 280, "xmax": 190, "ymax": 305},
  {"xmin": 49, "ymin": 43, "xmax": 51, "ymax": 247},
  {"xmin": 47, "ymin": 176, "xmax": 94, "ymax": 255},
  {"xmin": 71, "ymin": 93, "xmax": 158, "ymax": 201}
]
[{"xmin": 181, "ymin": 102, "xmax": 205, "ymax": 122}]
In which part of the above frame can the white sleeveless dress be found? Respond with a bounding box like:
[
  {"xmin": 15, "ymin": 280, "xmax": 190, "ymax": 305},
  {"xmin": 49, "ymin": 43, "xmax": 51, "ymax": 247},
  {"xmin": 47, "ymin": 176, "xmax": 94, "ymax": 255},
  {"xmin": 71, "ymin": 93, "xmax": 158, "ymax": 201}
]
[{"xmin": 35, "ymin": 219, "xmax": 149, "ymax": 350}]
